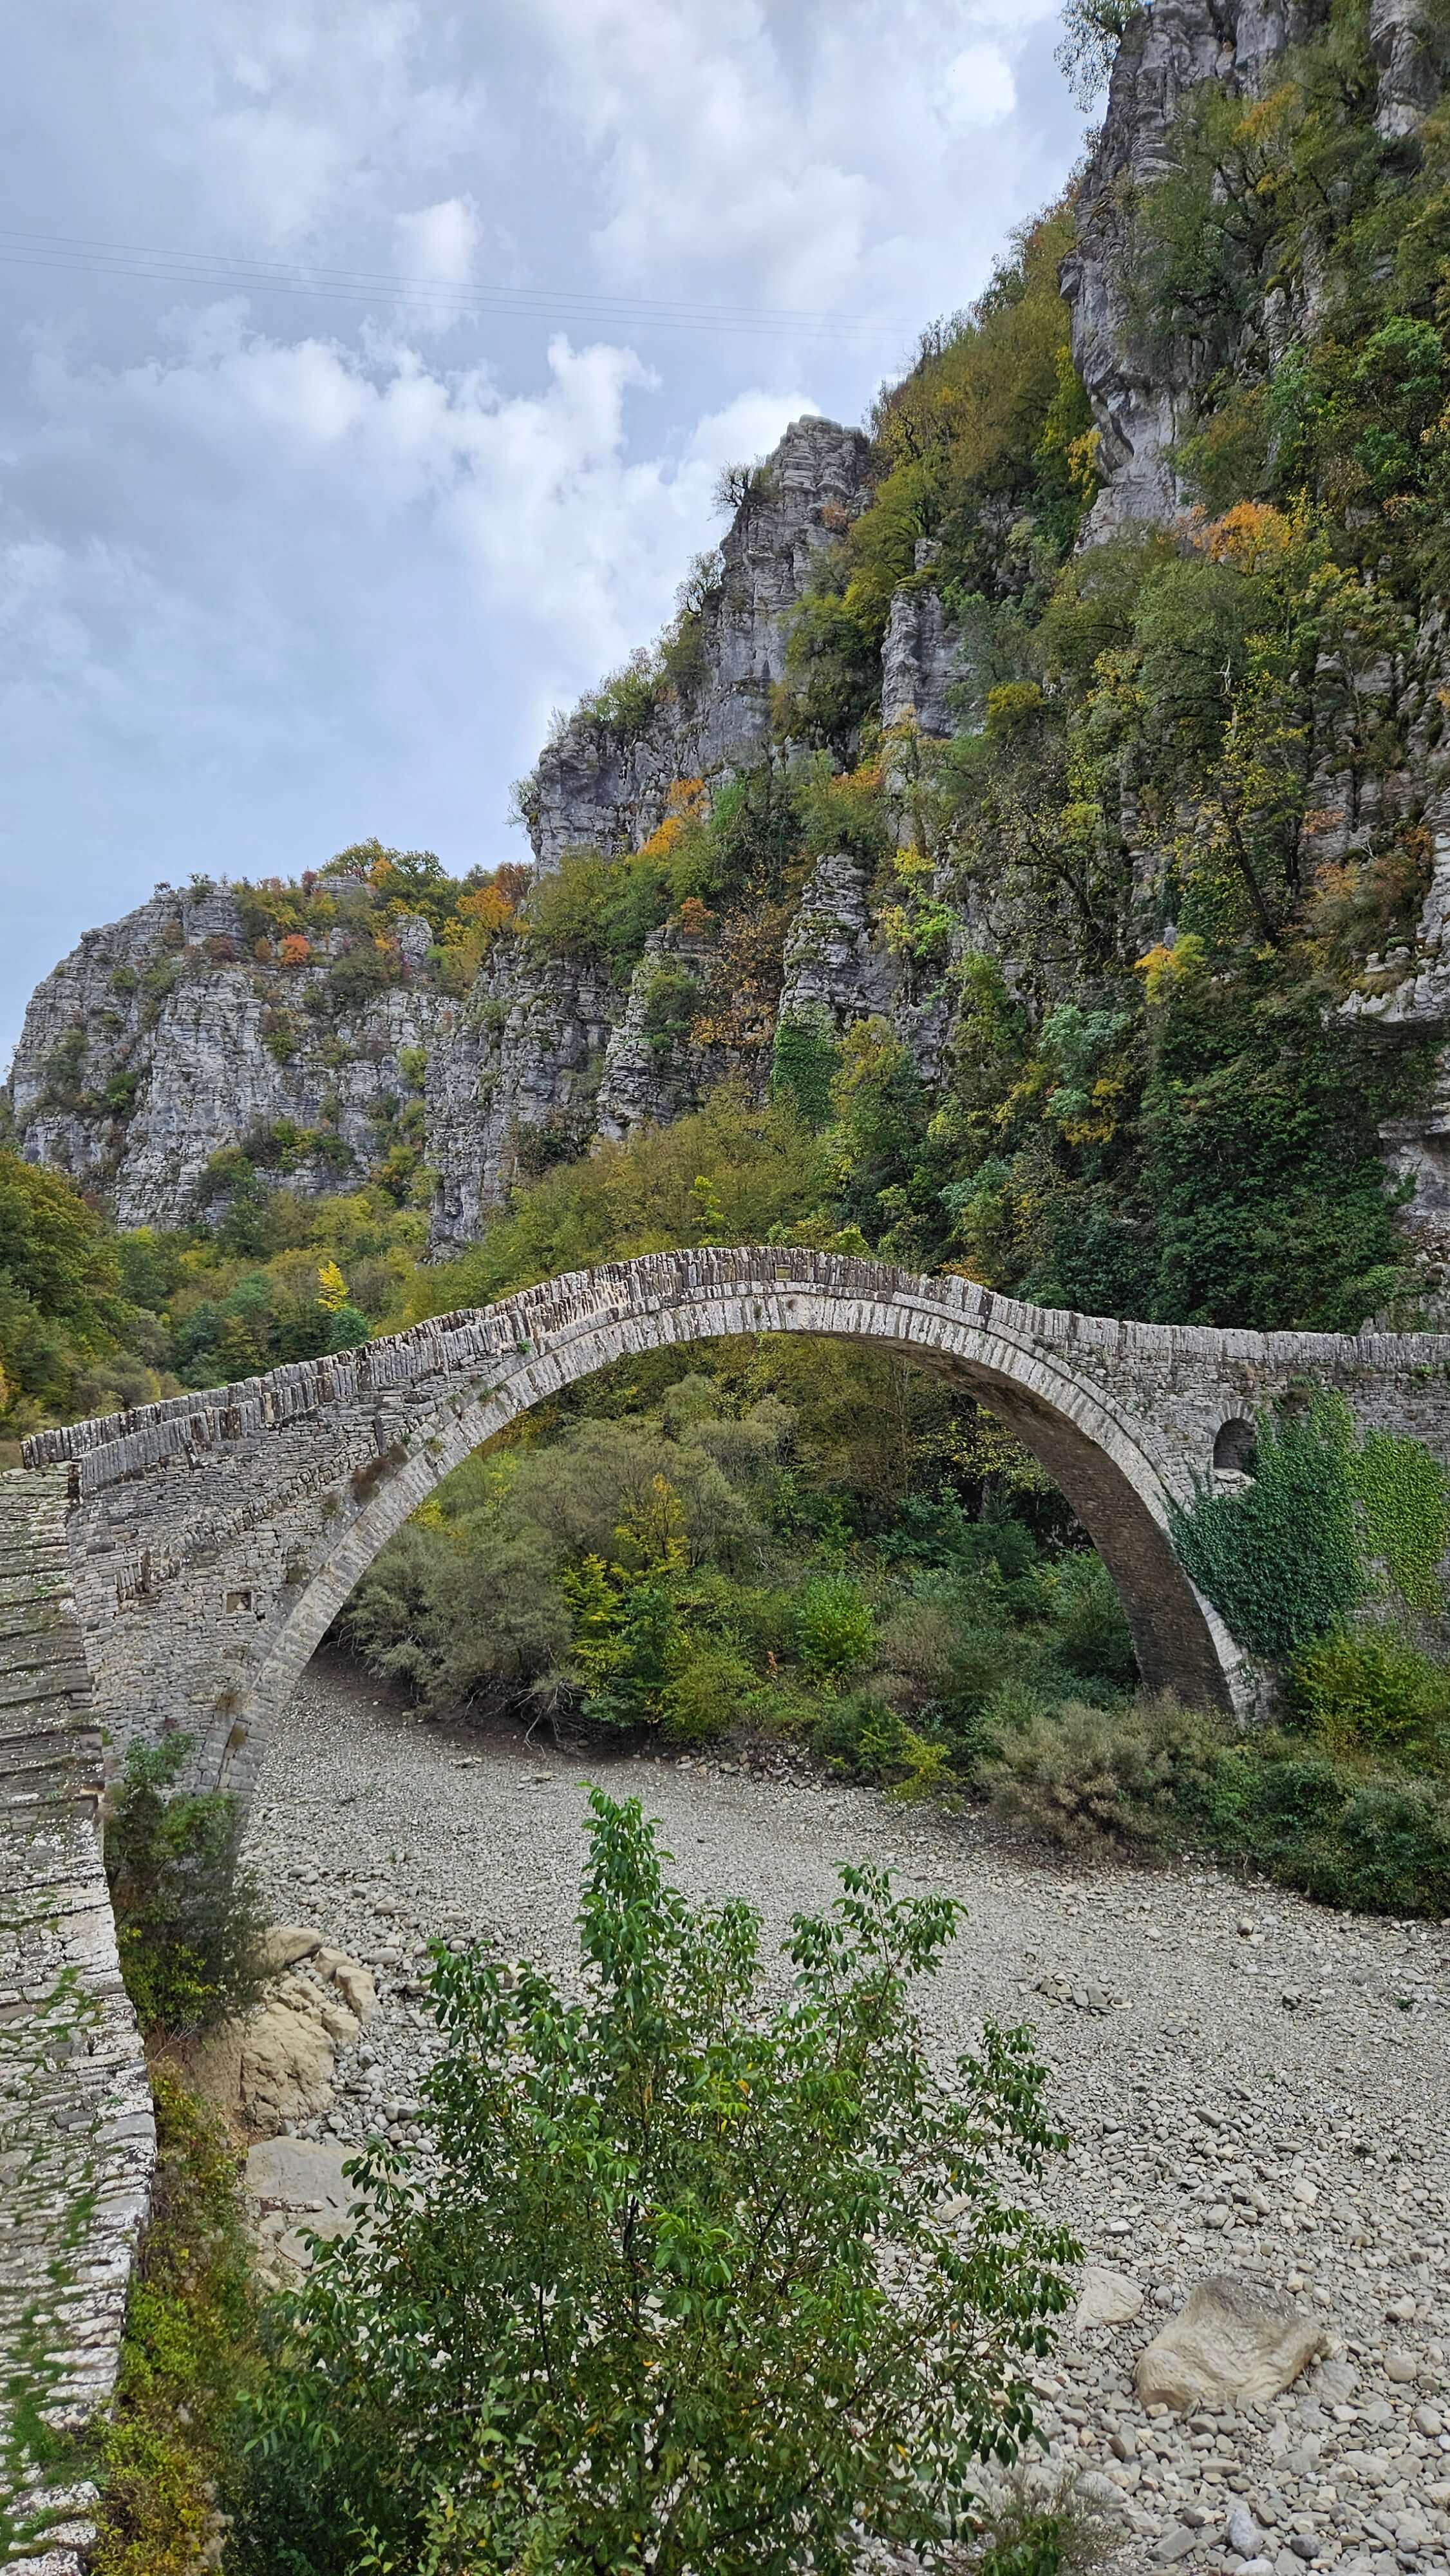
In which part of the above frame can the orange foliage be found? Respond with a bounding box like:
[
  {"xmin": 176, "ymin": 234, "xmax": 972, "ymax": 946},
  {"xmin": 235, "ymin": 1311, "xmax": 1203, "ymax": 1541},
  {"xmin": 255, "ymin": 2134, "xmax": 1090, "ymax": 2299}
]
[
  {"xmin": 1192, "ymin": 500, "xmax": 1297, "ymax": 572},
  {"xmin": 639, "ymin": 777, "xmax": 707, "ymax": 864},
  {"xmin": 278, "ymin": 933, "xmax": 311, "ymax": 967},
  {"xmin": 677, "ymin": 896, "xmax": 715, "ymax": 941},
  {"xmin": 457, "ymin": 883, "xmax": 517, "ymax": 936}
]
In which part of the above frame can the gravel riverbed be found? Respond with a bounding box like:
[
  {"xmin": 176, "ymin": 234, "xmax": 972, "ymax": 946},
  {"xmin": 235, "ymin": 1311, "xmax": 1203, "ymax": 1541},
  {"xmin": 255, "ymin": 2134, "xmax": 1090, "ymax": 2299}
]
[{"xmin": 244, "ymin": 1653, "xmax": 1450, "ymax": 2575}]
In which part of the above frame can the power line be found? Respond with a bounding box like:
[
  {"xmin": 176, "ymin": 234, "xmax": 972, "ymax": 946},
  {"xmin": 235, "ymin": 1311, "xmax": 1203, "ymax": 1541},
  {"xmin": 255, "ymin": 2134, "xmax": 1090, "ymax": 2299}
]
[{"xmin": 0, "ymin": 225, "xmax": 907, "ymax": 349}]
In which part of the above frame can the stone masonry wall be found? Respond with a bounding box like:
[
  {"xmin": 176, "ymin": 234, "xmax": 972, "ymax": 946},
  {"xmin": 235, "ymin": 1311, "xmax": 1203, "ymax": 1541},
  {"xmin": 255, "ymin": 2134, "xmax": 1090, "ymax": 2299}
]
[
  {"xmin": 0, "ymin": 1470, "xmax": 153, "ymax": 2576},
  {"xmin": 26, "ymin": 1250, "xmax": 1450, "ymax": 1806}
]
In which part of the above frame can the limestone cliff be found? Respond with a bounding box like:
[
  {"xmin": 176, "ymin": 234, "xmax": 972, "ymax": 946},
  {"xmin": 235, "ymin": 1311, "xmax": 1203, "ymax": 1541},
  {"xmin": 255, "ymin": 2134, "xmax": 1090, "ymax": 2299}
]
[
  {"xmin": 522, "ymin": 415, "xmax": 874, "ymax": 871},
  {"xmin": 5, "ymin": 880, "xmax": 618, "ymax": 1253},
  {"xmin": 11, "ymin": 0, "xmax": 1450, "ymax": 1271},
  {"xmin": 1061, "ymin": 0, "xmax": 1445, "ymax": 536}
]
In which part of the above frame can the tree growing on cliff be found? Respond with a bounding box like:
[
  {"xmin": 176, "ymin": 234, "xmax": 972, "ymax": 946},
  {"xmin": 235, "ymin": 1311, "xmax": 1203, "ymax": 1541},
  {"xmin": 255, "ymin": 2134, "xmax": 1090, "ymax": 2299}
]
[{"xmin": 235, "ymin": 1794, "xmax": 1077, "ymax": 2576}]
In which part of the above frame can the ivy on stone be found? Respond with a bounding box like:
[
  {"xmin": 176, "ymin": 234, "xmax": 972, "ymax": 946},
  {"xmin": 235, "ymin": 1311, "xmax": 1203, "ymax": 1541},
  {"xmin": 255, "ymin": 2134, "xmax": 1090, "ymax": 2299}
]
[{"xmin": 1171, "ymin": 1394, "xmax": 1450, "ymax": 1657}]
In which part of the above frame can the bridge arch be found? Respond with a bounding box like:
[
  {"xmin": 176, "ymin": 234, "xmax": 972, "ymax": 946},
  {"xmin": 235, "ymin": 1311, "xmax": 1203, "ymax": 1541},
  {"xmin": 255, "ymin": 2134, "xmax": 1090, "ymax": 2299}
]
[
  {"xmin": 245, "ymin": 1282, "xmax": 1244, "ymax": 1764},
  {"xmin": 25, "ymin": 1249, "xmax": 1266, "ymax": 1793}
]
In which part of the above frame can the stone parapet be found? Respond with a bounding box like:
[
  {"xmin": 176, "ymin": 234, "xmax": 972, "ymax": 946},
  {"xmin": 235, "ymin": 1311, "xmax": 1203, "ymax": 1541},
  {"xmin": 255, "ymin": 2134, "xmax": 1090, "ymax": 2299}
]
[{"xmin": 0, "ymin": 1471, "xmax": 152, "ymax": 2575}]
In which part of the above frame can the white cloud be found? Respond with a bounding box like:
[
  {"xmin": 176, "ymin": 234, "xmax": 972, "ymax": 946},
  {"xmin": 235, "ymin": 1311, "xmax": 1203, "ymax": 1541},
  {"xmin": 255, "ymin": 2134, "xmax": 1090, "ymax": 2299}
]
[
  {"xmin": 395, "ymin": 196, "xmax": 480, "ymax": 287},
  {"xmin": 938, "ymin": 43, "xmax": 1016, "ymax": 130},
  {"xmin": 0, "ymin": 0, "xmax": 1084, "ymax": 1050},
  {"xmin": 2, "ymin": 310, "xmax": 816, "ymax": 857}
]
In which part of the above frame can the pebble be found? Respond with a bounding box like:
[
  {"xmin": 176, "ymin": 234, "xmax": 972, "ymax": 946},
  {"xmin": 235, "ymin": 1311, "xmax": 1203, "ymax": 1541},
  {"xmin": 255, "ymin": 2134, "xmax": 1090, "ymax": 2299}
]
[{"xmin": 245, "ymin": 1654, "xmax": 1450, "ymax": 2576}]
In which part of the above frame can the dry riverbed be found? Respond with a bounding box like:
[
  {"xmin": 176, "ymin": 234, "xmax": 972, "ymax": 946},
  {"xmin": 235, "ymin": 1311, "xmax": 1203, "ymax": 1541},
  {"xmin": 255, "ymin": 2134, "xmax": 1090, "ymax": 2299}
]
[{"xmin": 243, "ymin": 1652, "xmax": 1450, "ymax": 2576}]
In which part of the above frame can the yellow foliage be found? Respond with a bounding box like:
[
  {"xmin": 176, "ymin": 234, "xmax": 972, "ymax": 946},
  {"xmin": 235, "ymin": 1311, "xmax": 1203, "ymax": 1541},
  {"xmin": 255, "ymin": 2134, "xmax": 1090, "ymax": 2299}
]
[
  {"xmin": 1134, "ymin": 934, "xmax": 1207, "ymax": 1004},
  {"xmin": 1193, "ymin": 499, "xmax": 1298, "ymax": 571},
  {"xmin": 316, "ymin": 1260, "xmax": 348, "ymax": 1314}
]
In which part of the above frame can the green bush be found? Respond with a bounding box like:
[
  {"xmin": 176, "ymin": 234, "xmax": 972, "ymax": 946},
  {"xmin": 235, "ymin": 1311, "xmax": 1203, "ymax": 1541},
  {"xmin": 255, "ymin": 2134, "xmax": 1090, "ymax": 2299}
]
[
  {"xmin": 979, "ymin": 1695, "xmax": 1228, "ymax": 1859},
  {"xmin": 104, "ymin": 1736, "xmax": 265, "ymax": 2037},
  {"xmin": 811, "ymin": 1692, "xmax": 956, "ymax": 1795},
  {"xmin": 1286, "ymin": 1625, "xmax": 1450, "ymax": 1769},
  {"xmin": 1042, "ymin": 1553, "xmax": 1137, "ymax": 1686},
  {"xmin": 659, "ymin": 1638, "xmax": 756, "ymax": 1742},
  {"xmin": 795, "ymin": 1573, "xmax": 876, "ymax": 1681},
  {"xmin": 95, "ymin": 2069, "xmax": 257, "ymax": 2576},
  {"xmin": 232, "ymin": 1794, "xmax": 1077, "ymax": 2575}
]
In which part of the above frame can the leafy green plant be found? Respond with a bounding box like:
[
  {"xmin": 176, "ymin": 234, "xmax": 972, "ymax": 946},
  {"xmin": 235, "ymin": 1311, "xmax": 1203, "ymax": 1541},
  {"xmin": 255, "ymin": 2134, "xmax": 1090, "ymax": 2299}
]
[
  {"xmin": 1286, "ymin": 1625, "xmax": 1450, "ymax": 1770},
  {"xmin": 95, "ymin": 2069, "xmax": 258, "ymax": 2576},
  {"xmin": 795, "ymin": 1572, "xmax": 876, "ymax": 1681},
  {"xmin": 105, "ymin": 1736, "xmax": 265, "ymax": 2038},
  {"xmin": 1171, "ymin": 1399, "xmax": 1362, "ymax": 1658},
  {"xmin": 1173, "ymin": 1397, "xmax": 1450, "ymax": 1657},
  {"xmin": 234, "ymin": 1794, "xmax": 1077, "ymax": 2576}
]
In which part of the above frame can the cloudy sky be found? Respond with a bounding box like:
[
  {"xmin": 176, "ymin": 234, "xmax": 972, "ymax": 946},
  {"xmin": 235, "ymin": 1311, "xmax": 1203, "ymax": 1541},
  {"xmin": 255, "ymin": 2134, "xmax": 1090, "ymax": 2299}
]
[{"xmin": 1, "ymin": 0, "xmax": 1088, "ymax": 1059}]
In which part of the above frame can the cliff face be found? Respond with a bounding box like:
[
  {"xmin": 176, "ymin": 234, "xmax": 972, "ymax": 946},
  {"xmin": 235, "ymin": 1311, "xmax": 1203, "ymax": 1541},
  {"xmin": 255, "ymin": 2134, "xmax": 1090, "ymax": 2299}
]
[
  {"xmin": 11, "ymin": 0, "xmax": 1450, "ymax": 1273},
  {"xmin": 5, "ymin": 880, "xmax": 619, "ymax": 1251},
  {"xmin": 523, "ymin": 415, "xmax": 875, "ymax": 870},
  {"xmin": 2, "ymin": 410, "xmax": 920, "ymax": 1247}
]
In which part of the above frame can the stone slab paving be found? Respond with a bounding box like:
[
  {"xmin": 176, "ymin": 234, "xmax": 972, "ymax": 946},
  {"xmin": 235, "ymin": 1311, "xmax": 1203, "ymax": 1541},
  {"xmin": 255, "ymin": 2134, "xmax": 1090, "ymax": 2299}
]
[
  {"xmin": 244, "ymin": 1654, "xmax": 1450, "ymax": 2576},
  {"xmin": 0, "ymin": 1471, "xmax": 152, "ymax": 2576}
]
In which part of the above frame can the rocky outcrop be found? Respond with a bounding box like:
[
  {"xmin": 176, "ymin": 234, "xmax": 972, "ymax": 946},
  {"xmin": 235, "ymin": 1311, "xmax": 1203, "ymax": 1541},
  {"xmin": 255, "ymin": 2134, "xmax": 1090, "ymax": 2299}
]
[
  {"xmin": 524, "ymin": 415, "xmax": 874, "ymax": 870},
  {"xmin": 778, "ymin": 853, "xmax": 953, "ymax": 1084},
  {"xmin": 880, "ymin": 541, "xmax": 961, "ymax": 736},
  {"xmin": 5, "ymin": 880, "xmax": 621, "ymax": 1252},
  {"xmin": 1061, "ymin": 1, "xmax": 1277, "ymax": 536},
  {"xmin": 1062, "ymin": 0, "xmax": 1444, "ymax": 539},
  {"xmin": 1061, "ymin": 1, "xmax": 1442, "ymax": 538}
]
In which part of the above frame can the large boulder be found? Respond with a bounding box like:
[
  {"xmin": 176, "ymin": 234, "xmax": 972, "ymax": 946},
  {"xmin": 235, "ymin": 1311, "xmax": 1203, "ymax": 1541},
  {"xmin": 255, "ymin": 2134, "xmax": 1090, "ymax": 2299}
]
[
  {"xmin": 1136, "ymin": 2275, "xmax": 1326, "ymax": 2411},
  {"xmin": 190, "ymin": 1927, "xmax": 376, "ymax": 2136}
]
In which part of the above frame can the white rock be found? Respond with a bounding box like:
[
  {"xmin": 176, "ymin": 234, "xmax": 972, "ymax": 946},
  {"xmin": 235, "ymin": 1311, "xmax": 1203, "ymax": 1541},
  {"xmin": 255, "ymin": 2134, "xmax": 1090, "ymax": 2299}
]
[
  {"xmin": 259, "ymin": 1923, "xmax": 325, "ymax": 1973},
  {"xmin": 1135, "ymin": 2275, "xmax": 1326, "ymax": 2412},
  {"xmin": 1074, "ymin": 2264, "xmax": 1145, "ymax": 2329}
]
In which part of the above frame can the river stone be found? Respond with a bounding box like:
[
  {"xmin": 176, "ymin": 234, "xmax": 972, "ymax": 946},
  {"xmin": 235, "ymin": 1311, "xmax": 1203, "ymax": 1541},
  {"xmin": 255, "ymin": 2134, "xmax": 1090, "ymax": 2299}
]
[
  {"xmin": 1135, "ymin": 2275, "xmax": 1326, "ymax": 2411},
  {"xmin": 259, "ymin": 1923, "xmax": 325, "ymax": 1972},
  {"xmin": 1074, "ymin": 2263, "xmax": 1145, "ymax": 2329},
  {"xmin": 1226, "ymin": 2498, "xmax": 1265, "ymax": 2557},
  {"xmin": 246, "ymin": 2137, "xmax": 367, "ymax": 2282},
  {"xmin": 237, "ymin": 1951, "xmax": 375, "ymax": 2133}
]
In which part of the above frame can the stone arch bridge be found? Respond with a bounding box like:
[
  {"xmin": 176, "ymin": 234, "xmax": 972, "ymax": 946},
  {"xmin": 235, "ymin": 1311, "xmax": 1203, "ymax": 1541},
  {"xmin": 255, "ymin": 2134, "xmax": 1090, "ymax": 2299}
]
[
  {"xmin": 22, "ymin": 1246, "xmax": 1450, "ymax": 1793},
  {"xmin": 10, "ymin": 1245, "xmax": 1450, "ymax": 2566}
]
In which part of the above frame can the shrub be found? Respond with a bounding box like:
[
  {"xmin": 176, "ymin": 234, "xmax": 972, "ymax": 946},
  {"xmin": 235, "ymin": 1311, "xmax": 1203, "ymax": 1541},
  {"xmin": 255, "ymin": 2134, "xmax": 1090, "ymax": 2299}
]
[
  {"xmin": 1286, "ymin": 1625, "xmax": 1450, "ymax": 1770},
  {"xmin": 104, "ymin": 1736, "xmax": 265, "ymax": 2037},
  {"xmin": 233, "ymin": 1795, "xmax": 1077, "ymax": 2575},
  {"xmin": 659, "ymin": 1637, "xmax": 756, "ymax": 1741},
  {"xmin": 1202, "ymin": 1736, "xmax": 1450, "ymax": 1915},
  {"xmin": 93, "ymin": 2069, "xmax": 256, "ymax": 2576},
  {"xmin": 979, "ymin": 1695, "xmax": 1227, "ymax": 1859},
  {"xmin": 811, "ymin": 1692, "xmax": 956, "ymax": 1795},
  {"xmin": 1042, "ymin": 1553, "xmax": 1137, "ymax": 1686},
  {"xmin": 795, "ymin": 1572, "xmax": 876, "ymax": 1681}
]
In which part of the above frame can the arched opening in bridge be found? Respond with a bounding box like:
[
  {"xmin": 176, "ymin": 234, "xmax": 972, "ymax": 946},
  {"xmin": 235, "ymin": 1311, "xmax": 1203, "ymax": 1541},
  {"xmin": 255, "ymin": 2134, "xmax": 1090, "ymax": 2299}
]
[
  {"xmin": 239, "ymin": 1316, "xmax": 1241, "ymax": 1798},
  {"xmin": 1212, "ymin": 1417, "xmax": 1258, "ymax": 1477},
  {"xmin": 36, "ymin": 1254, "xmax": 1248, "ymax": 1802}
]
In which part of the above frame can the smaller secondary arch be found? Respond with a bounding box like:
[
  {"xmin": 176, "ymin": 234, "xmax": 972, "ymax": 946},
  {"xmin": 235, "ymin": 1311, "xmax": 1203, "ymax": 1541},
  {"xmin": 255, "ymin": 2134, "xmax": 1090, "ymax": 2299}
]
[
  {"xmin": 1212, "ymin": 1417, "xmax": 1259, "ymax": 1477},
  {"xmin": 218, "ymin": 1276, "xmax": 1250, "ymax": 1799}
]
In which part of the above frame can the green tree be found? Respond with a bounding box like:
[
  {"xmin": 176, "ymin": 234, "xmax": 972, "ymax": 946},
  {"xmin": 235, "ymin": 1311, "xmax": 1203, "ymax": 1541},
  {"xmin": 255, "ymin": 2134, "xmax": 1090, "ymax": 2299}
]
[
  {"xmin": 236, "ymin": 1796, "xmax": 1076, "ymax": 2576},
  {"xmin": 0, "ymin": 1146, "xmax": 127, "ymax": 1424},
  {"xmin": 105, "ymin": 1736, "xmax": 265, "ymax": 2037}
]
